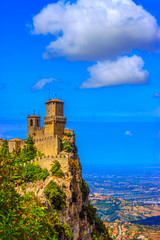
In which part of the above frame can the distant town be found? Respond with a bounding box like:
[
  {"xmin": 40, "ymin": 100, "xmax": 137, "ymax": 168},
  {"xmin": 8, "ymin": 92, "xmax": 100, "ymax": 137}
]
[{"xmin": 84, "ymin": 166, "xmax": 160, "ymax": 240}]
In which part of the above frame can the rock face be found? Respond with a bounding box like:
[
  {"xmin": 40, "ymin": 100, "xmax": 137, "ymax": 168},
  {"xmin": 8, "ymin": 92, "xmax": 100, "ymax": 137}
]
[{"xmin": 23, "ymin": 133, "xmax": 94, "ymax": 240}]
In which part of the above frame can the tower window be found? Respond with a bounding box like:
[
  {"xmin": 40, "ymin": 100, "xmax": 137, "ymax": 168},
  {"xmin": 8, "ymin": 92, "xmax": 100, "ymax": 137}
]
[
  {"xmin": 36, "ymin": 119, "xmax": 39, "ymax": 127},
  {"xmin": 30, "ymin": 119, "xmax": 33, "ymax": 126}
]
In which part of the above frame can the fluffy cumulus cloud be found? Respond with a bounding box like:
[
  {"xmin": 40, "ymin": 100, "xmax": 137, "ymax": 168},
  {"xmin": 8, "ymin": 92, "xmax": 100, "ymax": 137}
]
[
  {"xmin": 80, "ymin": 55, "xmax": 148, "ymax": 88},
  {"xmin": 33, "ymin": 0, "xmax": 160, "ymax": 61},
  {"xmin": 32, "ymin": 78, "xmax": 57, "ymax": 90}
]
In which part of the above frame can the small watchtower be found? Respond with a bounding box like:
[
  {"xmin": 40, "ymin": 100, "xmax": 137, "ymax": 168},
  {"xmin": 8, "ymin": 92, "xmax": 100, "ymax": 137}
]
[
  {"xmin": 27, "ymin": 113, "xmax": 41, "ymax": 138},
  {"xmin": 44, "ymin": 96, "xmax": 66, "ymax": 137}
]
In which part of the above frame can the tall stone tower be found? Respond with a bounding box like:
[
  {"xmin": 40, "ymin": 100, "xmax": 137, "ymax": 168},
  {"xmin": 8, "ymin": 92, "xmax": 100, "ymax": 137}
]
[
  {"xmin": 44, "ymin": 96, "xmax": 66, "ymax": 137},
  {"xmin": 27, "ymin": 114, "xmax": 41, "ymax": 138}
]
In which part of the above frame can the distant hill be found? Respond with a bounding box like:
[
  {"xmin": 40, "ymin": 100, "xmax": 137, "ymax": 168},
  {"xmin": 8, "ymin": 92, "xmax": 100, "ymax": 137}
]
[
  {"xmin": 131, "ymin": 216, "xmax": 160, "ymax": 226},
  {"xmin": 90, "ymin": 195, "xmax": 160, "ymax": 223}
]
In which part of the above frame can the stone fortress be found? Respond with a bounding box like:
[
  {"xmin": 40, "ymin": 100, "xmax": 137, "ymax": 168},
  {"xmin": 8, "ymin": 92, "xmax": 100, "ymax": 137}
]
[
  {"xmin": 0, "ymin": 97, "xmax": 98, "ymax": 239},
  {"xmin": 0, "ymin": 96, "xmax": 73, "ymax": 156}
]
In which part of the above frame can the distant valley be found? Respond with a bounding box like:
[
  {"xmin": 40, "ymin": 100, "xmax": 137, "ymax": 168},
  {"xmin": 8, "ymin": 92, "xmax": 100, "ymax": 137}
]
[{"xmin": 90, "ymin": 195, "xmax": 160, "ymax": 223}]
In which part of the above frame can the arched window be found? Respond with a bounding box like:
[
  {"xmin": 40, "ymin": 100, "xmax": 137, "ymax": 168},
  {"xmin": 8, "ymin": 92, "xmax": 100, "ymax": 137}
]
[
  {"xmin": 30, "ymin": 119, "xmax": 33, "ymax": 126},
  {"xmin": 36, "ymin": 119, "xmax": 39, "ymax": 127}
]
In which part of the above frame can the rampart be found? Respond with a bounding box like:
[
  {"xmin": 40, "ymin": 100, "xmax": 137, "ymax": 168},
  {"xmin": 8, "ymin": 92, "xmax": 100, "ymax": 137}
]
[
  {"xmin": 34, "ymin": 135, "xmax": 61, "ymax": 156},
  {"xmin": 22, "ymin": 153, "xmax": 70, "ymax": 172}
]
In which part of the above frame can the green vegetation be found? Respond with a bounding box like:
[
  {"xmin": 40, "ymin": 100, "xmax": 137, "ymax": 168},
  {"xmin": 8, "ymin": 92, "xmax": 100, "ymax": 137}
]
[
  {"xmin": 0, "ymin": 137, "xmax": 49, "ymax": 184},
  {"xmin": 80, "ymin": 202, "xmax": 97, "ymax": 224},
  {"xmin": 22, "ymin": 163, "xmax": 49, "ymax": 182},
  {"xmin": 62, "ymin": 141, "xmax": 72, "ymax": 152},
  {"xmin": 44, "ymin": 181, "xmax": 66, "ymax": 210},
  {"xmin": 51, "ymin": 160, "xmax": 65, "ymax": 178},
  {"xmin": 21, "ymin": 136, "xmax": 37, "ymax": 162},
  {"xmin": 37, "ymin": 150, "xmax": 44, "ymax": 159},
  {"xmin": 0, "ymin": 138, "xmax": 110, "ymax": 239},
  {"xmin": 66, "ymin": 132, "xmax": 72, "ymax": 137},
  {"xmin": 80, "ymin": 202, "xmax": 111, "ymax": 240},
  {"xmin": 61, "ymin": 224, "xmax": 73, "ymax": 240},
  {"xmin": 0, "ymin": 139, "xmax": 72, "ymax": 240},
  {"xmin": 80, "ymin": 178, "xmax": 90, "ymax": 201}
]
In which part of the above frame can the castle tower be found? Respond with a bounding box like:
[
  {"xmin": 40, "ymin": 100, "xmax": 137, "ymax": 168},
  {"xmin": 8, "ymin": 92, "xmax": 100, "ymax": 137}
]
[
  {"xmin": 27, "ymin": 114, "xmax": 41, "ymax": 138},
  {"xmin": 44, "ymin": 96, "xmax": 66, "ymax": 137}
]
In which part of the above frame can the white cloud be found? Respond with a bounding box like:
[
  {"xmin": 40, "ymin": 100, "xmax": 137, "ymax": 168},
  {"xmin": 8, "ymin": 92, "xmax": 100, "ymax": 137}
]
[
  {"xmin": 33, "ymin": 0, "xmax": 160, "ymax": 61},
  {"xmin": 125, "ymin": 131, "xmax": 132, "ymax": 136},
  {"xmin": 80, "ymin": 55, "xmax": 148, "ymax": 88},
  {"xmin": 32, "ymin": 78, "xmax": 57, "ymax": 90}
]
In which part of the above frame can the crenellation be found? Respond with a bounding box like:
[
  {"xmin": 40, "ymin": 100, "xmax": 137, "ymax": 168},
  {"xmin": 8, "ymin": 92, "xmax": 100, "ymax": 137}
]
[{"xmin": 0, "ymin": 97, "xmax": 72, "ymax": 157}]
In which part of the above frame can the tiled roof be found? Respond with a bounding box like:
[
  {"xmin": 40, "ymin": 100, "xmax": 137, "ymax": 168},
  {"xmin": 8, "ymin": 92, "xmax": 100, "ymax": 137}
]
[
  {"xmin": 45, "ymin": 98, "xmax": 64, "ymax": 104},
  {"xmin": 9, "ymin": 138, "xmax": 22, "ymax": 142}
]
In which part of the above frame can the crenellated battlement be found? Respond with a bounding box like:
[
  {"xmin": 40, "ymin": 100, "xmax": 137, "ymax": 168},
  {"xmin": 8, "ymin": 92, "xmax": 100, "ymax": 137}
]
[
  {"xmin": 1, "ymin": 97, "xmax": 70, "ymax": 157},
  {"xmin": 21, "ymin": 153, "xmax": 70, "ymax": 172},
  {"xmin": 26, "ymin": 96, "xmax": 67, "ymax": 156}
]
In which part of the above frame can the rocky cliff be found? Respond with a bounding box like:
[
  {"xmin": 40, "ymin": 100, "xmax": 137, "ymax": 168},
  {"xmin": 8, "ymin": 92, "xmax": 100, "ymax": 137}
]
[{"xmin": 17, "ymin": 132, "xmax": 109, "ymax": 240}]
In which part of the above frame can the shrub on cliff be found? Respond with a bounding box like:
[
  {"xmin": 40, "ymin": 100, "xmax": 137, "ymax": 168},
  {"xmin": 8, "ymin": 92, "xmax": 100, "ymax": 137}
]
[
  {"xmin": 80, "ymin": 202, "xmax": 97, "ymax": 224},
  {"xmin": 80, "ymin": 202, "xmax": 111, "ymax": 240},
  {"xmin": 61, "ymin": 224, "xmax": 73, "ymax": 240},
  {"xmin": 80, "ymin": 178, "xmax": 90, "ymax": 201},
  {"xmin": 66, "ymin": 132, "xmax": 71, "ymax": 137},
  {"xmin": 62, "ymin": 141, "xmax": 72, "ymax": 152},
  {"xmin": 69, "ymin": 158, "xmax": 80, "ymax": 171},
  {"xmin": 22, "ymin": 163, "xmax": 49, "ymax": 182},
  {"xmin": 51, "ymin": 160, "xmax": 65, "ymax": 178},
  {"xmin": 44, "ymin": 181, "xmax": 66, "ymax": 210}
]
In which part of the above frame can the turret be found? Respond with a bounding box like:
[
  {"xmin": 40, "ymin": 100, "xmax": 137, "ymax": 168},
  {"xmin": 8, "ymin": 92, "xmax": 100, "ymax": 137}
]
[
  {"xmin": 27, "ymin": 114, "xmax": 41, "ymax": 138},
  {"xmin": 44, "ymin": 96, "xmax": 66, "ymax": 137},
  {"xmin": 45, "ymin": 96, "xmax": 64, "ymax": 117}
]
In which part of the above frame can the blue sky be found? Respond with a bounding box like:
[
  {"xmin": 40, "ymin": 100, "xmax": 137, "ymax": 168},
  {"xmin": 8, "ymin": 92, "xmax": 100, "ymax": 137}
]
[{"xmin": 0, "ymin": 0, "xmax": 160, "ymax": 166}]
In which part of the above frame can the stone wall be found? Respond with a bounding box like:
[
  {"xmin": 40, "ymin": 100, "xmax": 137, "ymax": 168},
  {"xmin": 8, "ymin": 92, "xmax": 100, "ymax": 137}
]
[
  {"xmin": 8, "ymin": 140, "xmax": 22, "ymax": 152},
  {"xmin": 31, "ymin": 153, "xmax": 70, "ymax": 172},
  {"xmin": 44, "ymin": 122, "xmax": 54, "ymax": 137},
  {"xmin": 34, "ymin": 135, "xmax": 61, "ymax": 156},
  {"xmin": 54, "ymin": 122, "xmax": 66, "ymax": 137}
]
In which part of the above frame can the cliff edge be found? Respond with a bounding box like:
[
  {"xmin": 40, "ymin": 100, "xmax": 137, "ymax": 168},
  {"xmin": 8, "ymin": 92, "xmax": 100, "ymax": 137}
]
[{"xmin": 15, "ymin": 131, "xmax": 110, "ymax": 240}]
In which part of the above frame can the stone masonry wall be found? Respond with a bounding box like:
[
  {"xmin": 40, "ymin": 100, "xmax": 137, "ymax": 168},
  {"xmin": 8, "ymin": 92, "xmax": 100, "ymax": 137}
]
[{"xmin": 34, "ymin": 135, "xmax": 60, "ymax": 156}]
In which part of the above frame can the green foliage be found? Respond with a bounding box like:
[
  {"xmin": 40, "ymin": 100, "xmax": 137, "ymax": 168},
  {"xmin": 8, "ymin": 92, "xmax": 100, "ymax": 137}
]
[
  {"xmin": 9, "ymin": 136, "xmax": 38, "ymax": 166},
  {"xmin": 22, "ymin": 163, "xmax": 49, "ymax": 182},
  {"xmin": 80, "ymin": 202, "xmax": 97, "ymax": 224},
  {"xmin": 66, "ymin": 132, "xmax": 71, "ymax": 137},
  {"xmin": 95, "ymin": 216, "xmax": 107, "ymax": 234},
  {"xmin": 0, "ymin": 141, "xmax": 72, "ymax": 240},
  {"xmin": 80, "ymin": 202, "xmax": 111, "ymax": 240},
  {"xmin": 51, "ymin": 160, "xmax": 65, "ymax": 178},
  {"xmin": 37, "ymin": 150, "xmax": 44, "ymax": 159},
  {"xmin": 0, "ymin": 139, "xmax": 9, "ymax": 157},
  {"xmin": 54, "ymin": 169, "xmax": 65, "ymax": 177},
  {"xmin": 61, "ymin": 224, "xmax": 73, "ymax": 240},
  {"xmin": 51, "ymin": 160, "xmax": 61, "ymax": 174},
  {"xmin": 81, "ymin": 178, "xmax": 90, "ymax": 201},
  {"xmin": 0, "ymin": 137, "xmax": 49, "ymax": 184},
  {"xmin": 21, "ymin": 136, "xmax": 37, "ymax": 163},
  {"xmin": 62, "ymin": 141, "xmax": 72, "ymax": 152},
  {"xmin": 44, "ymin": 181, "xmax": 66, "ymax": 210}
]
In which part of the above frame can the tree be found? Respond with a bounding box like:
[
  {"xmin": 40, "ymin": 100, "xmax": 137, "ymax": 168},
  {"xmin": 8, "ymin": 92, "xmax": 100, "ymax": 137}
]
[{"xmin": 21, "ymin": 136, "xmax": 37, "ymax": 163}]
